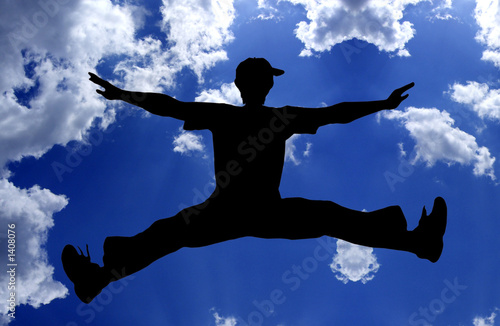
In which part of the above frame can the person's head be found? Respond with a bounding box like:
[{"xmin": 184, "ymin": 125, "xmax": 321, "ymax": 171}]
[{"xmin": 234, "ymin": 58, "xmax": 284, "ymax": 105}]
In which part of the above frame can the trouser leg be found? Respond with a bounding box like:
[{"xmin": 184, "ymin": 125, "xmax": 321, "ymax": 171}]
[
  {"xmin": 251, "ymin": 198, "xmax": 413, "ymax": 253},
  {"xmin": 102, "ymin": 201, "xmax": 243, "ymax": 279}
]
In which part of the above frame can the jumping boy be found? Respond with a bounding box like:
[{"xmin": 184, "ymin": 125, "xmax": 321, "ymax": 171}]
[{"xmin": 62, "ymin": 58, "xmax": 447, "ymax": 304}]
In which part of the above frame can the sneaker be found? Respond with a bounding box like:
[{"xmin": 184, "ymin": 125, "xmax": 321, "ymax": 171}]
[
  {"xmin": 61, "ymin": 244, "xmax": 109, "ymax": 303},
  {"xmin": 414, "ymin": 197, "xmax": 447, "ymax": 263}
]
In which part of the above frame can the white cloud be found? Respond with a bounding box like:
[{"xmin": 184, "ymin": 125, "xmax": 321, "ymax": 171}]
[
  {"xmin": 212, "ymin": 309, "xmax": 238, "ymax": 326},
  {"xmin": 429, "ymin": 0, "xmax": 455, "ymax": 21},
  {"xmin": 256, "ymin": 0, "xmax": 280, "ymax": 20},
  {"xmin": 285, "ymin": 134, "xmax": 302, "ymax": 165},
  {"xmin": 161, "ymin": 0, "xmax": 235, "ymax": 78},
  {"xmin": 283, "ymin": 0, "xmax": 424, "ymax": 57},
  {"xmin": 0, "ymin": 179, "xmax": 69, "ymax": 322},
  {"xmin": 398, "ymin": 142, "xmax": 407, "ymax": 157},
  {"xmin": 382, "ymin": 107, "xmax": 496, "ymax": 180},
  {"xmin": 195, "ymin": 82, "xmax": 242, "ymax": 106},
  {"xmin": 258, "ymin": 0, "xmax": 277, "ymax": 10},
  {"xmin": 473, "ymin": 310, "xmax": 497, "ymax": 326},
  {"xmin": 159, "ymin": 0, "xmax": 235, "ymax": 82},
  {"xmin": 474, "ymin": 0, "xmax": 500, "ymax": 68},
  {"xmin": 114, "ymin": 0, "xmax": 236, "ymax": 91},
  {"xmin": 0, "ymin": 1, "xmax": 143, "ymax": 170},
  {"xmin": 449, "ymin": 81, "xmax": 500, "ymax": 121},
  {"xmin": 173, "ymin": 128, "xmax": 206, "ymax": 155},
  {"xmin": 329, "ymin": 239, "xmax": 380, "ymax": 284},
  {"xmin": 0, "ymin": 56, "xmax": 108, "ymax": 171},
  {"xmin": 303, "ymin": 142, "xmax": 312, "ymax": 157},
  {"xmin": 285, "ymin": 134, "xmax": 313, "ymax": 165}
]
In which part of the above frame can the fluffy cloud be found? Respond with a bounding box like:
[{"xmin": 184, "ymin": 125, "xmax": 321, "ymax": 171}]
[
  {"xmin": 160, "ymin": 0, "xmax": 235, "ymax": 79},
  {"xmin": 429, "ymin": 0, "xmax": 455, "ymax": 21},
  {"xmin": 474, "ymin": 0, "xmax": 500, "ymax": 68},
  {"xmin": 173, "ymin": 129, "xmax": 206, "ymax": 155},
  {"xmin": 116, "ymin": 0, "xmax": 236, "ymax": 89},
  {"xmin": 285, "ymin": 134, "xmax": 302, "ymax": 165},
  {"xmin": 285, "ymin": 134, "xmax": 313, "ymax": 165},
  {"xmin": 449, "ymin": 81, "xmax": 500, "ymax": 121},
  {"xmin": 283, "ymin": 0, "xmax": 424, "ymax": 57},
  {"xmin": 329, "ymin": 239, "xmax": 380, "ymax": 284},
  {"xmin": 382, "ymin": 107, "xmax": 496, "ymax": 180},
  {"xmin": 304, "ymin": 142, "xmax": 312, "ymax": 157},
  {"xmin": 212, "ymin": 309, "xmax": 238, "ymax": 326},
  {"xmin": 256, "ymin": 0, "xmax": 280, "ymax": 20},
  {"xmin": 195, "ymin": 82, "xmax": 242, "ymax": 106},
  {"xmin": 0, "ymin": 0, "xmax": 142, "ymax": 170},
  {"xmin": 0, "ymin": 179, "xmax": 69, "ymax": 322},
  {"xmin": 473, "ymin": 310, "xmax": 497, "ymax": 326}
]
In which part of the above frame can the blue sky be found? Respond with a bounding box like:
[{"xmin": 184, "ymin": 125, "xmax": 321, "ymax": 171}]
[{"xmin": 1, "ymin": 0, "xmax": 500, "ymax": 325}]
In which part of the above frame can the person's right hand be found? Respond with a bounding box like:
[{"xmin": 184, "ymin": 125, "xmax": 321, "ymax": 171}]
[
  {"xmin": 88, "ymin": 72, "xmax": 121, "ymax": 100},
  {"xmin": 386, "ymin": 82, "xmax": 414, "ymax": 110}
]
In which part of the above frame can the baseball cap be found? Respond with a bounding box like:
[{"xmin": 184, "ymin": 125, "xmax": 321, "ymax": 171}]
[{"xmin": 236, "ymin": 58, "xmax": 285, "ymax": 79}]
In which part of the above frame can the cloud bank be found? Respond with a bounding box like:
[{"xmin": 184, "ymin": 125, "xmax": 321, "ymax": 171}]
[
  {"xmin": 283, "ymin": 0, "xmax": 424, "ymax": 57},
  {"xmin": 382, "ymin": 107, "xmax": 496, "ymax": 180},
  {"xmin": 116, "ymin": 0, "xmax": 235, "ymax": 90},
  {"xmin": 474, "ymin": 0, "xmax": 500, "ymax": 68},
  {"xmin": 0, "ymin": 179, "xmax": 69, "ymax": 323},
  {"xmin": 473, "ymin": 309, "xmax": 497, "ymax": 326},
  {"xmin": 195, "ymin": 82, "xmax": 242, "ymax": 106},
  {"xmin": 212, "ymin": 309, "xmax": 238, "ymax": 326},
  {"xmin": 449, "ymin": 81, "xmax": 500, "ymax": 122}
]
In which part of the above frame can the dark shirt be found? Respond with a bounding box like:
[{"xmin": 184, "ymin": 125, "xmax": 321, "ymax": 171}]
[{"xmin": 184, "ymin": 105, "xmax": 319, "ymax": 201}]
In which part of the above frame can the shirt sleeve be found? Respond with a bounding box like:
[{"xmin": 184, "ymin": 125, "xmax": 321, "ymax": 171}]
[{"xmin": 281, "ymin": 106, "xmax": 320, "ymax": 135}]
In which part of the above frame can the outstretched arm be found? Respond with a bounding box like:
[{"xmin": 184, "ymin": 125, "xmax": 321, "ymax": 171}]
[
  {"xmin": 312, "ymin": 82, "xmax": 414, "ymax": 125},
  {"xmin": 88, "ymin": 72, "xmax": 225, "ymax": 121}
]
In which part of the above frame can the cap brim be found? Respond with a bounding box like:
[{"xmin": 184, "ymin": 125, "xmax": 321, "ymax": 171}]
[{"xmin": 272, "ymin": 68, "xmax": 285, "ymax": 76}]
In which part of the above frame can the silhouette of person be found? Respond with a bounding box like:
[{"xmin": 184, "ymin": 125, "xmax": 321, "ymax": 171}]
[{"xmin": 62, "ymin": 58, "xmax": 447, "ymax": 304}]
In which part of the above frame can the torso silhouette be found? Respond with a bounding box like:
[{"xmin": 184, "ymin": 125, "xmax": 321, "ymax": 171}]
[{"xmin": 184, "ymin": 104, "xmax": 317, "ymax": 202}]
